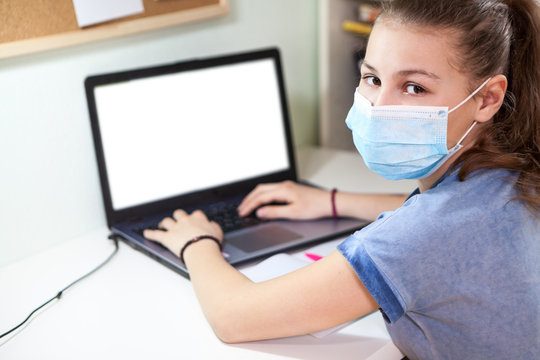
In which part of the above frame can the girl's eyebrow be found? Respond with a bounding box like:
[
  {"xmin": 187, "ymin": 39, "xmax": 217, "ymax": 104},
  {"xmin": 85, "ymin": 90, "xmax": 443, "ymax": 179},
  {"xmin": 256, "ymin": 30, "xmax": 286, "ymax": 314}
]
[
  {"xmin": 398, "ymin": 69, "xmax": 441, "ymax": 80},
  {"xmin": 361, "ymin": 60, "xmax": 441, "ymax": 80}
]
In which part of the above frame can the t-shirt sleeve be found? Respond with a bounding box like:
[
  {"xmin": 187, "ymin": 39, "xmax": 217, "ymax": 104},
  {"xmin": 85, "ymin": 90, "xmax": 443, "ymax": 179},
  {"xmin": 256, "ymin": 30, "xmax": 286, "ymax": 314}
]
[
  {"xmin": 338, "ymin": 233, "xmax": 406, "ymax": 322},
  {"xmin": 337, "ymin": 193, "xmax": 439, "ymax": 324}
]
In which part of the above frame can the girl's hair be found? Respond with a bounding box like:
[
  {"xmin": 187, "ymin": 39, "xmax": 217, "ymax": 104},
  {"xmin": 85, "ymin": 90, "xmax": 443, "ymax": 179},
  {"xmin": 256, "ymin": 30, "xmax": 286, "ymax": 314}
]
[{"xmin": 380, "ymin": 0, "xmax": 540, "ymax": 212}]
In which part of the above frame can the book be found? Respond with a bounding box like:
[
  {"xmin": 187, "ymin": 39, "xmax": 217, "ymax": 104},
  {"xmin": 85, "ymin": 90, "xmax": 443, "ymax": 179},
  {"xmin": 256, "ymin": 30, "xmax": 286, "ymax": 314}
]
[{"xmin": 342, "ymin": 20, "xmax": 373, "ymax": 36}]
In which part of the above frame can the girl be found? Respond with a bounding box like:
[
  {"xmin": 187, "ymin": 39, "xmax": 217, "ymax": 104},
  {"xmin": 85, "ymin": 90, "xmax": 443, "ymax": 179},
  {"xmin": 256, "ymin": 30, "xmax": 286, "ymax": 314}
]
[{"xmin": 144, "ymin": 0, "xmax": 540, "ymax": 358}]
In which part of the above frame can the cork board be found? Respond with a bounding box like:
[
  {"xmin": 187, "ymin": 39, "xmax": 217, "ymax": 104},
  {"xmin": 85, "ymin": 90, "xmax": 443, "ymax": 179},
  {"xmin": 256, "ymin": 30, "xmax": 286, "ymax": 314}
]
[{"xmin": 0, "ymin": 0, "xmax": 229, "ymax": 60}]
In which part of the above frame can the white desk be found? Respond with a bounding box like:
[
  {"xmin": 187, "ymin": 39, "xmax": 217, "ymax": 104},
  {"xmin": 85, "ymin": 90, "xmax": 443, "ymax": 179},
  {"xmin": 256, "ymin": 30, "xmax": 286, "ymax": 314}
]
[{"xmin": 0, "ymin": 147, "xmax": 415, "ymax": 360}]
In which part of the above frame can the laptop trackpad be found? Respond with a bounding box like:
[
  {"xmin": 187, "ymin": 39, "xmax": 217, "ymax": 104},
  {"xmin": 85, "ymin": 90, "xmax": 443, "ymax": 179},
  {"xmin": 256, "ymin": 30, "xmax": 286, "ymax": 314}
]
[{"xmin": 227, "ymin": 225, "xmax": 301, "ymax": 253}]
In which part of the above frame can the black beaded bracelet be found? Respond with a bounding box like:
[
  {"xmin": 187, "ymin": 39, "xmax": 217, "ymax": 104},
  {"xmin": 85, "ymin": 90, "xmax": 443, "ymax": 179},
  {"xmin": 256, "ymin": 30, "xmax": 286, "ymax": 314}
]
[{"xmin": 179, "ymin": 235, "xmax": 222, "ymax": 264}]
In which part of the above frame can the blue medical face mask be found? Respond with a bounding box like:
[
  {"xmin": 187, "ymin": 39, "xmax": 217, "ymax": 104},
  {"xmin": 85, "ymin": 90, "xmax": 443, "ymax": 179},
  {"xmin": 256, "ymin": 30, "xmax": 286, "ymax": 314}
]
[{"xmin": 345, "ymin": 78, "xmax": 490, "ymax": 180}]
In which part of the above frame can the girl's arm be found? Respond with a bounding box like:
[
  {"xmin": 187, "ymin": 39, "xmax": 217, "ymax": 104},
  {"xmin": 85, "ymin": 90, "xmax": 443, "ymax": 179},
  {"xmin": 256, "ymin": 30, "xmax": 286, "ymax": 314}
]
[
  {"xmin": 186, "ymin": 246, "xmax": 378, "ymax": 343},
  {"xmin": 238, "ymin": 180, "xmax": 408, "ymax": 222},
  {"xmin": 336, "ymin": 191, "xmax": 409, "ymax": 221},
  {"xmin": 144, "ymin": 210, "xmax": 379, "ymax": 343}
]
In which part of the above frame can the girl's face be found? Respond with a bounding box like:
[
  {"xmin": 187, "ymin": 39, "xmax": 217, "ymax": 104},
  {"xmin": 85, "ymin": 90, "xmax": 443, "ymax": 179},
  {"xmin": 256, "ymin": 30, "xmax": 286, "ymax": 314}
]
[{"xmin": 359, "ymin": 18, "xmax": 481, "ymax": 149}]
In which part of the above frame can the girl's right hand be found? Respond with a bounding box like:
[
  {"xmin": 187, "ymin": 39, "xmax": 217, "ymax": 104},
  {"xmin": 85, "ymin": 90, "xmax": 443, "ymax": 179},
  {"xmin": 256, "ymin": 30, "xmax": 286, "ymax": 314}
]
[{"xmin": 237, "ymin": 180, "xmax": 332, "ymax": 220}]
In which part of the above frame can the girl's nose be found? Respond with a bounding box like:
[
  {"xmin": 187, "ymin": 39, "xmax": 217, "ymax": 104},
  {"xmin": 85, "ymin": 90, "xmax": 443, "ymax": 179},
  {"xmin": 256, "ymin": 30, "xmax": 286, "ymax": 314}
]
[{"xmin": 373, "ymin": 87, "xmax": 396, "ymax": 107}]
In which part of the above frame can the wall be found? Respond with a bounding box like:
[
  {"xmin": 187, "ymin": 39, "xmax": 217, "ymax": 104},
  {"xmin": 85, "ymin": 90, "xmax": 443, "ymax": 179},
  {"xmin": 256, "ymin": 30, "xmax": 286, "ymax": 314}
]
[{"xmin": 0, "ymin": 0, "xmax": 318, "ymax": 266}]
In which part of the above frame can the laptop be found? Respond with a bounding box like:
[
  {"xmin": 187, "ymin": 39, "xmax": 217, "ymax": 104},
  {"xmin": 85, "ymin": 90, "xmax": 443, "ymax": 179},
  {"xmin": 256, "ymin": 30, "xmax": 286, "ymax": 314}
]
[{"xmin": 85, "ymin": 47, "xmax": 368, "ymax": 277}]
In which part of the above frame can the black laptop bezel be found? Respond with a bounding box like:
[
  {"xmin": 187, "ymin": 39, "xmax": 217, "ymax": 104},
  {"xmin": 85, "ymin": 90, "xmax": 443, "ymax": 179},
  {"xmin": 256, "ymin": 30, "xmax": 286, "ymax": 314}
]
[{"xmin": 85, "ymin": 48, "xmax": 297, "ymax": 228}]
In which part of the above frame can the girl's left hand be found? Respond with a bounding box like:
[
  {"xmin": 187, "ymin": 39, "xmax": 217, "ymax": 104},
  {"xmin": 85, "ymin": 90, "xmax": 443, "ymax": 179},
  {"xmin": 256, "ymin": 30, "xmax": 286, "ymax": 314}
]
[{"xmin": 143, "ymin": 209, "xmax": 223, "ymax": 258}]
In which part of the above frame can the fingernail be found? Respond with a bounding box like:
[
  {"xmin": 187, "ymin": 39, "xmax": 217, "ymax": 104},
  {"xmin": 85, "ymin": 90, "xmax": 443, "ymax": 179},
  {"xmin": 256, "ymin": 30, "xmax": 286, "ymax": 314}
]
[{"xmin": 257, "ymin": 208, "xmax": 266, "ymax": 218}]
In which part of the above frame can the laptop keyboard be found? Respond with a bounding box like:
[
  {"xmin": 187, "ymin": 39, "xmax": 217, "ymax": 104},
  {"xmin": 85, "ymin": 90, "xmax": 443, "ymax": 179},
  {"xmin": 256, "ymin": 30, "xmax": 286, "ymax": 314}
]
[
  {"xmin": 205, "ymin": 202, "xmax": 261, "ymax": 232},
  {"xmin": 134, "ymin": 200, "xmax": 261, "ymax": 236}
]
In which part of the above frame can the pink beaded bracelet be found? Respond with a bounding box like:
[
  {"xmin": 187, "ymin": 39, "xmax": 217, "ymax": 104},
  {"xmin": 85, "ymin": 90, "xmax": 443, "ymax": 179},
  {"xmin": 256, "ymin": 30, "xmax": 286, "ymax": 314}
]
[{"xmin": 331, "ymin": 188, "xmax": 338, "ymax": 219}]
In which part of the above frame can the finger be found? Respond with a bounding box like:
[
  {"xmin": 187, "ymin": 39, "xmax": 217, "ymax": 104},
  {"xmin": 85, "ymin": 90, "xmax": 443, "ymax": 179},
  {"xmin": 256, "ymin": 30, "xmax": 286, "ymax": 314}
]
[
  {"xmin": 239, "ymin": 190, "xmax": 290, "ymax": 217},
  {"xmin": 257, "ymin": 204, "xmax": 295, "ymax": 220},
  {"xmin": 143, "ymin": 229, "xmax": 167, "ymax": 242},
  {"xmin": 190, "ymin": 209, "xmax": 209, "ymax": 221},
  {"xmin": 238, "ymin": 183, "xmax": 280, "ymax": 212},
  {"xmin": 238, "ymin": 192, "xmax": 274, "ymax": 216},
  {"xmin": 238, "ymin": 183, "xmax": 283, "ymax": 215},
  {"xmin": 173, "ymin": 209, "xmax": 187, "ymax": 221},
  {"xmin": 158, "ymin": 217, "xmax": 176, "ymax": 229},
  {"xmin": 238, "ymin": 187, "xmax": 266, "ymax": 212}
]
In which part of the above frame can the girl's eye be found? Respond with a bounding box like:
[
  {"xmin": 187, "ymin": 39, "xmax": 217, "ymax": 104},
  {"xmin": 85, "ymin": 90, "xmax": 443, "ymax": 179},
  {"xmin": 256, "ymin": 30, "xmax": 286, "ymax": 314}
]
[
  {"xmin": 405, "ymin": 84, "xmax": 426, "ymax": 95},
  {"xmin": 363, "ymin": 75, "xmax": 381, "ymax": 87}
]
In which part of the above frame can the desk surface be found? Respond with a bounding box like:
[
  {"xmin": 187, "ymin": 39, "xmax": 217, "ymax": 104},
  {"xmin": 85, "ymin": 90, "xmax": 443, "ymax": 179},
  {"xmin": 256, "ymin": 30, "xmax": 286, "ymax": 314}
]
[{"xmin": 0, "ymin": 147, "xmax": 415, "ymax": 360}]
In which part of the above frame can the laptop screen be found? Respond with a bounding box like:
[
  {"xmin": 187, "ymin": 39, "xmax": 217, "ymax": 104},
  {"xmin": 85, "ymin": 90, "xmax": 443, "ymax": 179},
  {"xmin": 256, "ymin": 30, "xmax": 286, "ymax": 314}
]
[{"xmin": 92, "ymin": 57, "xmax": 290, "ymax": 211}]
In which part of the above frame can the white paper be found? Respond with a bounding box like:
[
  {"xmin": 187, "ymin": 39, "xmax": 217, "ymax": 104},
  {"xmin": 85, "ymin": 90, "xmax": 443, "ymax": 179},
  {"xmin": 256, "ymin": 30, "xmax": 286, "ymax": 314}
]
[
  {"xmin": 72, "ymin": 0, "xmax": 144, "ymax": 27},
  {"xmin": 241, "ymin": 253, "xmax": 310, "ymax": 282},
  {"xmin": 366, "ymin": 341, "xmax": 405, "ymax": 360}
]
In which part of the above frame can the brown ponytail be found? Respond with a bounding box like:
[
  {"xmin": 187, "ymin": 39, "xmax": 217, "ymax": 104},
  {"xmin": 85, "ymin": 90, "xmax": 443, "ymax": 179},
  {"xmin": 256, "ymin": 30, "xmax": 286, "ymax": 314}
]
[{"xmin": 381, "ymin": 0, "xmax": 540, "ymax": 213}]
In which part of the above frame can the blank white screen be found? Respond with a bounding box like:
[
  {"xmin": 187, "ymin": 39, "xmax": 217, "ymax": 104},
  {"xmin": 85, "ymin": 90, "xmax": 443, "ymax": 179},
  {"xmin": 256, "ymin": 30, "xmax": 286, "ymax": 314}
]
[{"xmin": 94, "ymin": 59, "xmax": 290, "ymax": 210}]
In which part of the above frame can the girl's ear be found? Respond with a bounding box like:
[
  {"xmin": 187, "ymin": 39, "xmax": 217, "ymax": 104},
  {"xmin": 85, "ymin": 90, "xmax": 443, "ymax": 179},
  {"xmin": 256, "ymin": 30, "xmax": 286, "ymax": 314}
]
[{"xmin": 475, "ymin": 74, "xmax": 508, "ymax": 123}]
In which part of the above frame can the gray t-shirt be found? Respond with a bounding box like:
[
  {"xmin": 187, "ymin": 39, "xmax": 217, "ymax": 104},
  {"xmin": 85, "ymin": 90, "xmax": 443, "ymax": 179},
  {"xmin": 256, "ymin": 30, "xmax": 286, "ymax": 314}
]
[{"xmin": 338, "ymin": 168, "xmax": 540, "ymax": 360}]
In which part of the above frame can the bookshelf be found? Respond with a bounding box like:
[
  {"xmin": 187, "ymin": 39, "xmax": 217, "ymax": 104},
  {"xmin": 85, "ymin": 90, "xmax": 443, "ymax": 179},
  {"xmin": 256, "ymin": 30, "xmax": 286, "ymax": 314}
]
[{"xmin": 318, "ymin": 0, "xmax": 378, "ymax": 150}]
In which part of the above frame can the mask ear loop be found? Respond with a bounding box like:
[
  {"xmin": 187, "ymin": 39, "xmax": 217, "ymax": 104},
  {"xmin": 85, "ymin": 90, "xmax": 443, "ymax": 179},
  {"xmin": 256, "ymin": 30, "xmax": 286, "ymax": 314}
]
[
  {"xmin": 448, "ymin": 77, "xmax": 491, "ymax": 149},
  {"xmin": 454, "ymin": 120, "xmax": 477, "ymax": 149},
  {"xmin": 448, "ymin": 77, "xmax": 492, "ymax": 114},
  {"xmin": 420, "ymin": 114, "xmax": 480, "ymax": 180}
]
